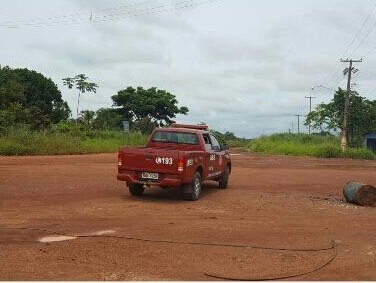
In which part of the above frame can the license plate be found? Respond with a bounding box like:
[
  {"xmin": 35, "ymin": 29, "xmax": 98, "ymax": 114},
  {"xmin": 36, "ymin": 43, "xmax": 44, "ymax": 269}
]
[{"xmin": 141, "ymin": 172, "xmax": 159, "ymax": 180}]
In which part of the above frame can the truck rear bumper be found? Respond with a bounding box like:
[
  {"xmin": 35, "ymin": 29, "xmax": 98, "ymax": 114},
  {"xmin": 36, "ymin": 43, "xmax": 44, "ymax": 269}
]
[{"xmin": 117, "ymin": 173, "xmax": 182, "ymax": 187}]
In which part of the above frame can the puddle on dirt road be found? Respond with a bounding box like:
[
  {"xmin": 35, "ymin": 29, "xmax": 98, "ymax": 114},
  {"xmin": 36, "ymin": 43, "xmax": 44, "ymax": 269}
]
[
  {"xmin": 38, "ymin": 230, "xmax": 116, "ymax": 243},
  {"xmin": 39, "ymin": 235, "xmax": 77, "ymax": 243}
]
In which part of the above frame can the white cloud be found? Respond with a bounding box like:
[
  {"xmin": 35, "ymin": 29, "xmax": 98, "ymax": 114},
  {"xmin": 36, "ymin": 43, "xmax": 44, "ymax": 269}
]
[{"xmin": 1, "ymin": 0, "xmax": 376, "ymax": 138}]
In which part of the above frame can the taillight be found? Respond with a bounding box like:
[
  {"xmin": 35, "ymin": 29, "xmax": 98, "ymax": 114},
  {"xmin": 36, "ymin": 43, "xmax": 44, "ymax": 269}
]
[
  {"xmin": 178, "ymin": 155, "xmax": 184, "ymax": 172},
  {"xmin": 118, "ymin": 155, "xmax": 122, "ymax": 166}
]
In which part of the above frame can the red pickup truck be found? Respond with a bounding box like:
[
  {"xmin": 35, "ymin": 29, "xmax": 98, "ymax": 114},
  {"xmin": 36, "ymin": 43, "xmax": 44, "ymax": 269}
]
[{"xmin": 117, "ymin": 124, "xmax": 231, "ymax": 200}]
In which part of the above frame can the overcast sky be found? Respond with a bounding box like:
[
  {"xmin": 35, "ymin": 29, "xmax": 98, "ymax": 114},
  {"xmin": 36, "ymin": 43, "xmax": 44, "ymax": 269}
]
[{"xmin": 1, "ymin": 0, "xmax": 376, "ymax": 138}]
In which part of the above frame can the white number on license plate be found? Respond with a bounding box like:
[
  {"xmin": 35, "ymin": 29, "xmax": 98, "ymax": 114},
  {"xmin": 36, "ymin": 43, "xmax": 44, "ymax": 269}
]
[{"xmin": 141, "ymin": 172, "xmax": 159, "ymax": 180}]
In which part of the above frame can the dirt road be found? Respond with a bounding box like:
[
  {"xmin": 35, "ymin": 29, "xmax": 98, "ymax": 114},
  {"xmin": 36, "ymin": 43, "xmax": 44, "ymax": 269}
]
[{"xmin": 0, "ymin": 150, "xmax": 375, "ymax": 280}]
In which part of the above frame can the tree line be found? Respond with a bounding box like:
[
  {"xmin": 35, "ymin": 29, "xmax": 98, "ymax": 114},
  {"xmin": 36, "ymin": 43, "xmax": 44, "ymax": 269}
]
[
  {"xmin": 5, "ymin": 66, "xmax": 373, "ymax": 145},
  {"xmin": 0, "ymin": 66, "xmax": 189, "ymax": 134}
]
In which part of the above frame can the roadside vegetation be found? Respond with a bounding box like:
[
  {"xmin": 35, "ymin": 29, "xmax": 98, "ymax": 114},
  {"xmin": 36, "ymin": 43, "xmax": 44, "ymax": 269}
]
[
  {"xmin": 247, "ymin": 133, "xmax": 375, "ymax": 159},
  {"xmin": 0, "ymin": 66, "xmax": 187, "ymax": 156},
  {"xmin": 247, "ymin": 88, "xmax": 376, "ymax": 160},
  {"xmin": 0, "ymin": 65, "xmax": 251, "ymax": 156},
  {"xmin": 0, "ymin": 124, "xmax": 146, "ymax": 156}
]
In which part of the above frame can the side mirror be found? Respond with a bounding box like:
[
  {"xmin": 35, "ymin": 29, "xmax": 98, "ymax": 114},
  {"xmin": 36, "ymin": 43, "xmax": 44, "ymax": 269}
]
[{"xmin": 222, "ymin": 144, "xmax": 229, "ymax": 150}]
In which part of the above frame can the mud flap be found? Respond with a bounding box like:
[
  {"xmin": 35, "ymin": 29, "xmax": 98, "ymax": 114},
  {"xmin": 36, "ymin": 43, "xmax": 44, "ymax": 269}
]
[{"xmin": 182, "ymin": 184, "xmax": 193, "ymax": 194}]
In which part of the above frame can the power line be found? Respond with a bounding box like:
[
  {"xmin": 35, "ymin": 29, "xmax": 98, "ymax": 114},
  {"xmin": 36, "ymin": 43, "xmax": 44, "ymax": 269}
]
[
  {"xmin": 361, "ymin": 39, "xmax": 376, "ymax": 57},
  {"xmin": 0, "ymin": 0, "xmax": 217, "ymax": 29},
  {"xmin": 360, "ymin": 80, "xmax": 376, "ymax": 96},
  {"xmin": 1, "ymin": 0, "xmax": 179, "ymax": 27},
  {"xmin": 319, "ymin": 2, "xmax": 376, "ymax": 87},
  {"xmin": 320, "ymin": 65, "xmax": 344, "ymax": 88},
  {"xmin": 348, "ymin": 17, "xmax": 376, "ymax": 58},
  {"xmin": 353, "ymin": 70, "xmax": 376, "ymax": 95},
  {"xmin": 344, "ymin": 68, "xmax": 376, "ymax": 97},
  {"xmin": 92, "ymin": 0, "xmax": 213, "ymax": 23},
  {"xmin": 341, "ymin": 3, "xmax": 376, "ymax": 58},
  {"xmin": 342, "ymin": 2, "xmax": 376, "ymax": 58},
  {"xmin": 0, "ymin": 0, "xmax": 166, "ymax": 25}
]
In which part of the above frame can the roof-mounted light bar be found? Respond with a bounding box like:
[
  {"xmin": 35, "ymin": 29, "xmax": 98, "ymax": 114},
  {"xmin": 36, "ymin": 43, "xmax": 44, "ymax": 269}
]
[{"xmin": 170, "ymin": 123, "xmax": 208, "ymax": 130}]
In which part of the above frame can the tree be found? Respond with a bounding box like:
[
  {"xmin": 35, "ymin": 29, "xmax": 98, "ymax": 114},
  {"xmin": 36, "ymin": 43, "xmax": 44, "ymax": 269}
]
[
  {"xmin": 79, "ymin": 110, "xmax": 96, "ymax": 128},
  {"xmin": 133, "ymin": 117, "xmax": 158, "ymax": 134},
  {"xmin": 305, "ymin": 88, "xmax": 376, "ymax": 146},
  {"xmin": 62, "ymin": 74, "xmax": 98, "ymax": 120},
  {"xmin": 210, "ymin": 130, "xmax": 239, "ymax": 144},
  {"xmin": 0, "ymin": 66, "xmax": 71, "ymax": 129},
  {"xmin": 93, "ymin": 108, "xmax": 123, "ymax": 130},
  {"xmin": 223, "ymin": 131, "xmax": 237, "ymax": 140},
  {"xmin": 111, "ymin": 86, "xmax": 188, "ymax": 126}
]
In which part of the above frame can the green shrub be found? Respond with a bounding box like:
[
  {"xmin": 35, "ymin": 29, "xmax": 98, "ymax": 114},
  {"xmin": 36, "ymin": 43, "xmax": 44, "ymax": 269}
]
[
  {"xmin": 226, "ymin": 139, "xmax": 250, "ymax": 148},
  {"xmin": 248, "ymin": 139, "xmax": 270, "ymax": 153},
  {"xmin": 342, "ymin": 148, "xmax": 375, "ymax": 160},
  {"xmin": 313, "ymin": 145, "xmax": 342, "ymax": 158},
  {"xmin": 301, "ymin": 135, "xmax": 313, "ymax": 144}
]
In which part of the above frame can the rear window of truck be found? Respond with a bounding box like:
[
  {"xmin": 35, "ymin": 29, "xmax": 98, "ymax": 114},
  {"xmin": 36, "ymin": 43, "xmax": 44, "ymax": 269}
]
[{"xmin": 152, "ymin": 131, "xmax": 199, "ymax": 145}]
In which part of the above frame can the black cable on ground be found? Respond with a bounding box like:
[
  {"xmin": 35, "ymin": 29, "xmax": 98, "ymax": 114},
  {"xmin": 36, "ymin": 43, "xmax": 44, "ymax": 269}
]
[
  {"xmin": 1, "ymin": 226, "xmax": 334, "ymax": 252},
  {"xmin": 204, "ymin": 240, "xmax": 337, "ymax": 281},
  {"xmin": 0, "ymin": 226, "xmax": 338, "ymax": 280}
]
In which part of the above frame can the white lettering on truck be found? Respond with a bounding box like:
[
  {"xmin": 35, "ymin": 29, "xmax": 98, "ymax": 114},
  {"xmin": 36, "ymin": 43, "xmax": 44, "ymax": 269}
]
[{"xmin": 155, "ymin": 157, "xmax": 173, "ymax": 165}]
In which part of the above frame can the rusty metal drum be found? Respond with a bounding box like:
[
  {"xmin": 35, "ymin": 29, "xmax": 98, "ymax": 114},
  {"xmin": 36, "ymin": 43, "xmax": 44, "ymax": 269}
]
[{"xmin": 343, "ymin": 182, "xmax": 376, "ymax": 207}]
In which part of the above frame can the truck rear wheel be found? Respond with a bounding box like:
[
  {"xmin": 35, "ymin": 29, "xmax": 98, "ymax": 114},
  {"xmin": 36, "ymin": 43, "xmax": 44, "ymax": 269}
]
[
  {"xmin": 129, "ymin": 184, "xmax": 145, "ymax": 196},
  {"xmin": 218, "ymin": 165, "xmax": 230, "ymax": 189},
  {"xmin": 182, "ymin": 172, "xmax": 202, "ymax": 201}
]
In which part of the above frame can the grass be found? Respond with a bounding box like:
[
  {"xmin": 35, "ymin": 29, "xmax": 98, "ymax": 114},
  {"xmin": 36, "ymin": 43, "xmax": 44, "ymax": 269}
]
[
  {"xmin": 0, "ymin": 127, "xmax": 147, "ymax": 155},
  {"xmin": 226, "ymin": 138, "xmax": 251, "ymax": 148},
  {"xmin": 2, "ymin": 128, "xmax": 374, "ymax": 160},
  {"xmin": 247, "ymin": 133, "xmax": 375, "ymax": 159}
]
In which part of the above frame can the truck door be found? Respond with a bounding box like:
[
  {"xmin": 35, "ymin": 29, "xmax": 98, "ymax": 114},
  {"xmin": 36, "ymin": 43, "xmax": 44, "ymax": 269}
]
[
  {"xmin": 210, "ymin": 134, "xmax": 224, "ymax": 176},
  {"xmin": 202, "ymin": 133, "xmax": 217, "ymax": 179}
]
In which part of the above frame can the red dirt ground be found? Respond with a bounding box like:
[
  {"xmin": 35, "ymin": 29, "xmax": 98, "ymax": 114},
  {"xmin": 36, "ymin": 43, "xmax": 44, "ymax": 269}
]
[{"xmin": 0, "ymin": 150, "xmax": 375, "ymax": 280}]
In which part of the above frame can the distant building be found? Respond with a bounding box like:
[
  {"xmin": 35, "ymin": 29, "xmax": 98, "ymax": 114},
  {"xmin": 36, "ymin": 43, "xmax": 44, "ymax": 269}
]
[{"xmin": 363, "ymin": 132, "xmax": 376, "ymax": 152}]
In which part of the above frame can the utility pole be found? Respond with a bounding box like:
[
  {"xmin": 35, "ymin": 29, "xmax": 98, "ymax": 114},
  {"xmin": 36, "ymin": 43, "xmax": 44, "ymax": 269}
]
[
  {"xmin": 305, "ymin": 96, "xmax": 316, "ymax": 134},
  {"xmin": 295, "ymin": 114, "xmax": 302, "ymax": 134},
  {"xmin": 340, "ymin": 58, "xmax": 362, "ymax": 151}
]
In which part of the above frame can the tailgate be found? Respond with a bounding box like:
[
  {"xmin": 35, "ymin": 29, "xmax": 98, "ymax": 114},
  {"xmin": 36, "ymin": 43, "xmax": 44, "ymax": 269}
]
[{"xmin": 119, "ymin": 147, "xmax": 180, "ymax": 174}]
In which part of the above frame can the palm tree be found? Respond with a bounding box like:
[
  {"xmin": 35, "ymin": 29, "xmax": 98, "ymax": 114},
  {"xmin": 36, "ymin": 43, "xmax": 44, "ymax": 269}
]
[{"xmin": 62, "ymin": 74, "xmax": 98, "ymax": 121}]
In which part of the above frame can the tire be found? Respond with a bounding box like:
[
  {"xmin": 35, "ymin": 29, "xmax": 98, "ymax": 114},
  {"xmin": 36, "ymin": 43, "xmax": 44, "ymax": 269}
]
[
  {"xmin": 182, "ymin": 172, "xmax": 202, "ymax": 201},
  {"xmin": 128, "ymin": 184, "xmax": 145, "ymax": 196},
  {"xmin": 218, "ymin": 165, "xmax": 230, "ymax": 189}
]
